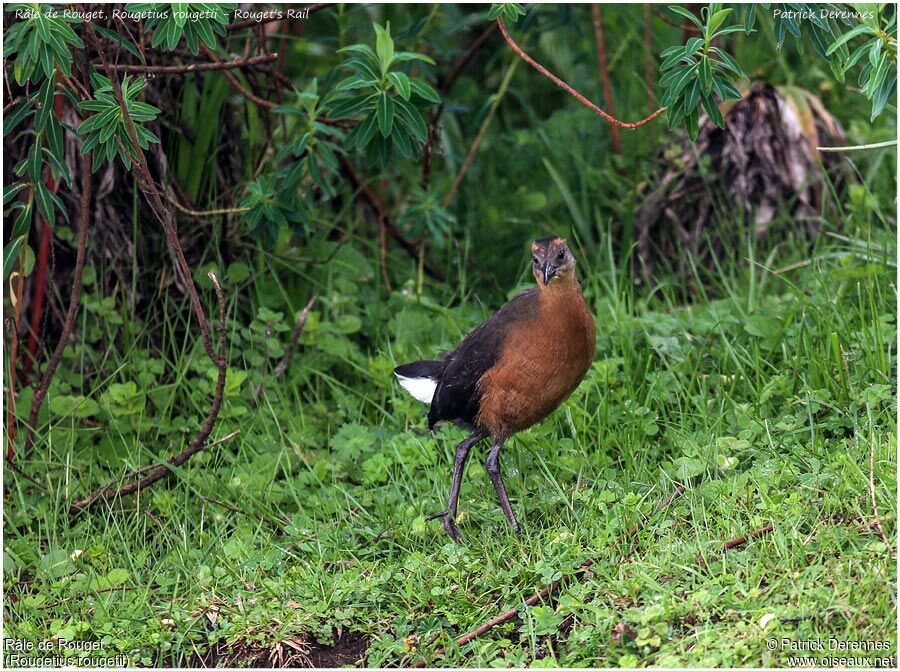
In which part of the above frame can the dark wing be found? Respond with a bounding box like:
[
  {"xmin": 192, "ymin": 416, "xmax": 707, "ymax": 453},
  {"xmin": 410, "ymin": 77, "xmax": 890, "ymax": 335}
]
[{"xmin": 428, "ymin": 287, "xmax": 538, "ymax": 429}]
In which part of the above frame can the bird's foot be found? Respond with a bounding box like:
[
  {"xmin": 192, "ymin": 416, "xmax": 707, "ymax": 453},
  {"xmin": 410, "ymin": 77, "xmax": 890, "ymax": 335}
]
[{"xmin": 426, "ymin": 510, "xmax": 463, "ymax": 542}]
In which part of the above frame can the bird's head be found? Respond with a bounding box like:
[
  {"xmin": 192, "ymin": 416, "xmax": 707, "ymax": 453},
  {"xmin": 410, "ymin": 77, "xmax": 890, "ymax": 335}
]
[{"xmin": 531, "ymin": 236, "xmax": 576, "ymax": 288}]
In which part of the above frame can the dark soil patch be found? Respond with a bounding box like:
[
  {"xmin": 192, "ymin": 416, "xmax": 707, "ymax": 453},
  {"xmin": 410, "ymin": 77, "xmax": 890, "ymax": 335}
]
[{"xmin": 306, "ymin": 630, "xmax": 369, "ymax": 668}]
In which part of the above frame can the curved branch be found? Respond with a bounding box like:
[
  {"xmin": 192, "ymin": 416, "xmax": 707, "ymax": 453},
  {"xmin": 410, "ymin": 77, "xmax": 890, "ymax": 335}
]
[
  {"xmin": 69, "ymin": 274, "xmax": 230, "ymax": 514},
  {"xmin": 25, "ymin": 151, "xmax": 93, "ymax": 454},
  {"xmin": 497, "ymin": 18, "xmax": 666, "ymax": 129},
  {"xmin": 199, "ymin": 45, "xmax": 278, "ymax": 109}
]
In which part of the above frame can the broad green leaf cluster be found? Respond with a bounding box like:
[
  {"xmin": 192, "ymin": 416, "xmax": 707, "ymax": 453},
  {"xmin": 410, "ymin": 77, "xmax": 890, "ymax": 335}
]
[
  {"xmin": 76, "ymin": 74, "xmax": 161, "ymax": 171},
  {"xmin": 3, "ymin": 3, "xmax": 83, "ymax": 83},
  {"xmin": 325, "ymin": 22, "xmax": 440, "ymax": 168},
  {"xmin": 129, "ymin": 2, "xmax": 235, "ymax": 53},
  {"xmin": 660, "ymin": 5, "xmax": 747, "ymax": 139}
]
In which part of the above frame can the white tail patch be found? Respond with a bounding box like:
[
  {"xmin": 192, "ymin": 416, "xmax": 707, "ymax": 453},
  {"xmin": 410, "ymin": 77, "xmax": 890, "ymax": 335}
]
[{"xmin": 395, "ymin": 374, "xmax": 437, "ymax": 404}]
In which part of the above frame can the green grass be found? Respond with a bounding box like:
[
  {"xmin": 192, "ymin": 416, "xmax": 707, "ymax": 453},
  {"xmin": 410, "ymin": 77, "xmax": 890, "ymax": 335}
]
[{"xmin": 4, "ymin": 221, "xmax": 896, "ymax": 667}]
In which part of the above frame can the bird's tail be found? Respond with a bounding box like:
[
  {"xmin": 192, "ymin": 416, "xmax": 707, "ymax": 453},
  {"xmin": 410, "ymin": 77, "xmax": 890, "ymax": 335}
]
[{"xmin": 394, "ymin": 360, "xmax": 442, "ymax": 404}]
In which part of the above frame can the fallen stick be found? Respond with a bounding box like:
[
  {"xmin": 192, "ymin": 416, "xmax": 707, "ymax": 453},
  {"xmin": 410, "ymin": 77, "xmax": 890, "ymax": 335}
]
[
  {"xmin": 69, "ymin": 428, "xmax": 240, "ymax": 514},
  {"xmin": 723, "ymin": 523, "xmax": 774, "ymax": 550}
]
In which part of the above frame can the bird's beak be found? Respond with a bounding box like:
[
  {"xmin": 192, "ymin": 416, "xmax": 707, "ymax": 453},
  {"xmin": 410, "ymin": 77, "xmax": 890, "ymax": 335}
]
[{"xmin": 542, "ymin": 262, "xmax": 556, "ymax": 285}]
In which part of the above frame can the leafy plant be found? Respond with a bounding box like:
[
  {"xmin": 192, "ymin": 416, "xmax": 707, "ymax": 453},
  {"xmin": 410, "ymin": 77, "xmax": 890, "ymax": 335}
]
[
  {"xmin": 399, "ymin": 187, "xmax": 457, "ymax": 248},
  {"xmin": 238, "ymin": 175, "xmax": 305, "ymax": 246},
  {"xmin": 243, "ymin": 80, "xmax": 347, "ymax": 241},
  {"xmin": 77, "ymin": 73, "xmax": 161, "ymax": 171},
  {"xmin": 659, "ymin": 5, "xmax": 747, "ymax": 139},
  {"xmin": 487, "ymin": 3, "xmax": 527, "ymax": 24},
  {"xmin": 326, "ymin": 22, "xmax": 440, "ymax": 168},
  {"xmin": 130, "ymin": 2, "xmax": 235, "ymax": 53},
  {"xmin": 826, "ymin": 7, "xmax": 897, "ymax": 120},
  {"xmin": 3, "ymin": 3, "xmax": 82, "ymax": 83},
  {"xmin": 661, "ymin": 3, "xmax": 896, "ymax": 136}
]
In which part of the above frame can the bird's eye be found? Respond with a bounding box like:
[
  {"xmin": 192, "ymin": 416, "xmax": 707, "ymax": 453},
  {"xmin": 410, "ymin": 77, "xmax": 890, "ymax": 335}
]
[
  {"xmin": 532, "ymin": 255, "xmax": 539, "ymax": 264},
  {"xmin": 557, "ymin": 250, "xmax": 565, "ymax": 260}
]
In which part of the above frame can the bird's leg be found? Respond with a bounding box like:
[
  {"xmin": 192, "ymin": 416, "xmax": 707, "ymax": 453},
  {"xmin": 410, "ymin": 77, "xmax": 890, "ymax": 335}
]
[
  {"xmin": 485, "ymin": 434, "xmax": 521, "ymax": 536},
  {"xmin": 427, "ymin": 430, "xmax": 487, "ymax": 541}
]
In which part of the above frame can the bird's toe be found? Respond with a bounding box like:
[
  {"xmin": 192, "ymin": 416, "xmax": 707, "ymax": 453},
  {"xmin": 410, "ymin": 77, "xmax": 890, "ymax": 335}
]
[{"xmin": 426, "ymin": 509, "xmax": 464, "ymax": 542}]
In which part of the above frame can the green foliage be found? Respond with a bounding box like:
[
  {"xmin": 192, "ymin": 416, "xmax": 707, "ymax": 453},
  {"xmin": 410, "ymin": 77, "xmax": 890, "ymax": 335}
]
[
  {"xmin": 488, "ymin": 3, "xmax": 527, "ymax": 24},
  {"xmin": 664, "ymin": 3, "xmax": 896, "ymax": 134},
  {"xmin": 660, "ymin": 5, "xmax": 747, "ymax": 139},
  {"xmin": 239, "ymin": 175, "xmax": 306, "ymax": 246},
  {"xmin": 399, "ymin": 187, "xmax": 457, "ymax": 248},
  {"xmin": 5, "ymin": 224, "xmax": 896, "ymax": 665},
  {"xmin": 761, "ymin": 3, "xmax": 897, "ymax": 120},
  {"xmin": 130, "ymin": 2, "xmax": 234, "ymax": 53},
  {"xmin": 326, "ymin": 22, "xmax": 440, "ymax": 168},
  {"xmin": 77, "ymin": 74, "xmax": 161, "ymax": 171},
  {"xmin": 3, "ymin": 3, "xmax": 83, "ymax": 83},
  {"xmin": 241, "ymin": 80, "xmax": 346, "ymax": 243}
]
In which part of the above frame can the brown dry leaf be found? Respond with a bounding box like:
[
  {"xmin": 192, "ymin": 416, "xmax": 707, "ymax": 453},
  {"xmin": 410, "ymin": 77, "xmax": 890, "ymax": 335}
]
[{"xmin": 611, "ymin": 621, "xmax": 636, "ymax": 645}]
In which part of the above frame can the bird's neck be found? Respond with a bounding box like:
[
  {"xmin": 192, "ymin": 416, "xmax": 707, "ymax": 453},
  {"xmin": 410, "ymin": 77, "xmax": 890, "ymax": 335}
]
[{"xmin": 539, "ymin": 273, "xmax": 582, "ymax": 298}]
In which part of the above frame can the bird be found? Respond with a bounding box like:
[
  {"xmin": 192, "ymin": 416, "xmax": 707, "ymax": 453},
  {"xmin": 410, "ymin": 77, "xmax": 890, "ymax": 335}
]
[{"xmin": 394, "ymin": 236, "xmax": 596, "ymax": 541}]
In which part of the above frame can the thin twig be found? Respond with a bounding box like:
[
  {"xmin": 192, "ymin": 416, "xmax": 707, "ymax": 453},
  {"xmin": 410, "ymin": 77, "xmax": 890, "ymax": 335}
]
[
  {"xmin": 273, "ymin": 295, "xmax": 317, "ymax": 376},
  {"xmin": 5, "ymin": 459, "xmax": 48, "ymax": 491},
  {"xmin": 410, "ymin": 485, "xmax": 685, "ymax": 667},
  {"xmin": 87, "ymin": 26, "xmax": 219, "ymax": 364},
  {"xmin": 422, "ymin": 23, "xmax": 498, "ymax": 188},
  {"xmin": 3, "ymin": 95, "xmax": 23, "ymax": 113},
  {"xmin": 25, "ymin": 152, "xmax": 92, "ymax": 454},
  {"xmin": 340, "ymin": 155, "xmax": 445, "ymax": 282},
  {"xmin": 817, "ymin": 140, "xmax": 897, "ymax": 152},
  {"xmin": 6, "ymin": 269, "xmax": 25, "ymax": 460},
  {"xmin": 443, "ymin": 57, "xmax": 519, "ymax": 208},
  {"xmin": 723, "ymin": 523, "xmax": 774, "ymax": 550},
  {"xmin": 40, "ymin": 584, "xmax": 151, "ymax": 609},
  {"xmin": 623, "ymin": 485, "xmax": 686, "ymax": 539},
  {"xmin": 165, "ymin": 190, "xmax": 250, "ymax": 217},
  {"xmin": 643, "ymin": 5, "xmax": 655, "ymax": 113},
  {"xmin": 199, "ymin": 45, "xmax": 278, "ymax": 109},
  {"xmin": 94, "ymin": 53, "xmax": 277, "ymax": 74},
  {"xmin": 868, "ymin": 433, "xmax": 896, "ymax": 557},
  {"xmin": 254, "ymin": 294, "xmax": 317, "ymax": 399},
  {"xmin": 378, "ymin": 209, "xmax": 392, "ymax": 291},
  {"xmin": 497, "ymin": 18, "xmax": 665, "ymax": 129},
  {"xmin": 591, "ymin": 6, "xmax": 621, "ymax": 154},
  {"xmin": 68, "ymin": 422, "xmax": 239, "ymax": 515},
  {"xmin": 655, "ymin": 7, "xmax": 703, "ymax": 33}
]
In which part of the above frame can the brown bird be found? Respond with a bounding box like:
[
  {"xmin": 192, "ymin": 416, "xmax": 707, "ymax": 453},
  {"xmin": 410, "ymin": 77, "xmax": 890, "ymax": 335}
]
[{"xmin": 395, "ymin": 236, "xmax": 596, "ymax": 540}]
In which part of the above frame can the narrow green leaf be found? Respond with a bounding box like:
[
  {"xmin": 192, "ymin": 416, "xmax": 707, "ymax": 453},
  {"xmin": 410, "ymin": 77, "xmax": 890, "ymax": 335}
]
[
  {"xmin": 699, "ymin": 57, "xmax": 713, "ymax": 96},
  {"xmin": 668, "ymin": 5, "xmax": 703, "ymax": 29},
  {"xmin": 700, "ymin": 93, "xmax": 724, "ymax": 126},
  {"xmin": 707, "ymin": 8, "xmax": 732, "ymax": 36},
  {"xmin": 826, "ymin": 24, "xmax": 874, "ymax": 56},
  {"xmin": 387, "ymin": 71, "xmax": 411, "ymax": 100},
  {"xmin": 4, "ymin": 236, "xmax": 25, "ymax": 279},
  {"xmin": 374, "ymin": 22, "xmax": 395, "ymax": 71},
  {"xmin": 376, "ymin": 92, "xmax": 394, "ymax": 138},
  {"xmin": 408, "ymin": 79, "xmax": 440, "ymax": 104}
]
